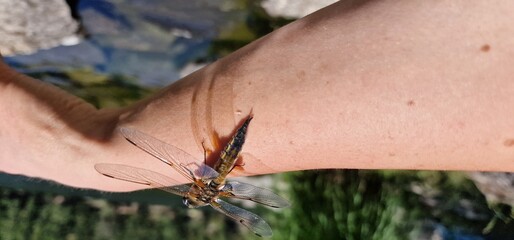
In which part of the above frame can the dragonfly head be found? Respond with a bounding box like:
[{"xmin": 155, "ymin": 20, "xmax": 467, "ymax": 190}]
[{"xmin": 182, "ymin": 196, "xmax": 207, "ymax": 208}]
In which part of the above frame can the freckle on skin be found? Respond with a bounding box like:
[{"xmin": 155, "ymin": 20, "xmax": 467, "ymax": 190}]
[
  {"xmin": 407, "ymin": 100, "xmax": 415, "ymax": 106},
  {"xmin": 480, "ymin": 44, "xmax": 490, "ymax": 52},
  {"xmin": 388, "ymin": 152, "xmax": 395, "ymax": 157},
  {"xmin": 503, "ymin": 139, "xmax": 514, "ymax": 147},
  {"xmin": 296, "ymin": 70, "xmax": 306, "ymax": 80}
]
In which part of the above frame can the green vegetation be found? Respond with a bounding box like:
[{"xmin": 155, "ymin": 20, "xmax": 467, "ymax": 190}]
[
  {"xmin": 1, "ymin": 171, "xmax": 512, "ymax": 239},
  {"xmin": 207, "ymin": 1, "xmax": 294, "ymax": 59},
  {"xmin": 27, "ymin": 68, "xmax": 153, "ymax": 109},
  {"xmin": 0, "ymin": 187, "xmax": 225, "ymax": 240},
  {"xmin": 269, "ymin": 170, "xmax": 514, "ymax": 240}
]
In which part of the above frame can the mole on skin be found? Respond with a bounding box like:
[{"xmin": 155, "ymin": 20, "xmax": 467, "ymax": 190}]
[
  {"xmin": 503, "ymin": 139, "xmax": 514, "ymax": 147},
  {"xmin": 480, "ymin": 44, "xmax": 490, "ymax": 52}
]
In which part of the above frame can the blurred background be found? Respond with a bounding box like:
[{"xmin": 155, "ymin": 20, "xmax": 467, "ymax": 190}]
[{"xmin": 0, "ymin": 0, "xmax": 513, "ymax": 239}]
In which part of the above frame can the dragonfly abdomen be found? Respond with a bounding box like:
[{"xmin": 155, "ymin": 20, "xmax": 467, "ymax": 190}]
[{"xmin": 211, "ymin": 116, "xmax": 253, "ymax": 188}]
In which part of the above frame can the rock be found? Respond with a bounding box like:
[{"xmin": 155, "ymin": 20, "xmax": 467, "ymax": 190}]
[
  {"xmin": 261, "ymin": 0, "xmax": 338, "ymax": 19},
  {"xmin": 469, "ymin": 172, "xmax": 514, "ymax": 206},
  {"xmin": 0, "ymin": 0, "xmax": 79, "ymax": 56}
]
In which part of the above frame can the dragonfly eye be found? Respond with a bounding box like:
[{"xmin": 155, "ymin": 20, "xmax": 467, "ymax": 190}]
[
  {"xmin": 183, "ymin": 197, "xmax": 204, "ymax": 208},
  {"xmin": 182, "ymin": 197, "xmax": 191, "ymax": 207}
]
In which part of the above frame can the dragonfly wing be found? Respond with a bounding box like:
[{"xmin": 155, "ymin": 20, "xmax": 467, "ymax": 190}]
[
  {"xmin": 221, "ymin": 181, "xmax": 291, "ymax": 208},
  {"xmin": 210, "ymin": 199, "xmax": 272, "ymax": 237},
  {"xmin": 120, "ymin": 127, "xmax": 218, "ymax": 181},
  {"xmin": 185, "ymin": 162, "xmax": 219, "ymax": 180},
  {"xmin": 94, "ymin": 163, "xmax": 190, "ymax": 196}
]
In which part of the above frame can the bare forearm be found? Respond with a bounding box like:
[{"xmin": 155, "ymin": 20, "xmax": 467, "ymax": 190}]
[
  {"xmin": 2, "ymin": 0, "xmax": 514, "ymax": 192},
  {"xmin": 0, "ymin": 61, "xmax": 122, "ymax": 187},
  {"xmin": 241, "ymin": 0, "xmax": 514, "ymax": 172},
  {"xmin": 125, "ymin": 0, "xmax": 514, "ymax": 174}
]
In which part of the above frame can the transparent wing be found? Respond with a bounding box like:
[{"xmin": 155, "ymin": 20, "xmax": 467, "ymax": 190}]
[
  {"xmin": 120, "ymin": 127, "xmax": 219, "ymax": 181},
  {"xmin": 94, "ymin": 163, "xmax": 190, "ymax": 196},
  {"xmin": 210, "ymin": 199, "xmax": 272, "ymax": 237},
  {"xmin": 220, "ymin": 181, "xmax": 291, "ymax": 208}
]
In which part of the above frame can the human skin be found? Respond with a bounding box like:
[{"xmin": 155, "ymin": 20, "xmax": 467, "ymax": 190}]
[{"xmin": 1, "ymin": 0, "xmax": 514, "ymax": 192}]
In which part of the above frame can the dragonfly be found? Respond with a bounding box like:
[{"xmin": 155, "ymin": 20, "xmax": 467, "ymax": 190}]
[{"xmin": 95, "ymin": 116, "xmax": 290, "ymax": 237}]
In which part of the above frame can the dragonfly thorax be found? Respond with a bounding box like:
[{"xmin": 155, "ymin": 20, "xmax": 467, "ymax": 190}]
[
  {"xmin": 183, "ymin": 184, "xmax": 220, "ymax": 208},
  {"xmin": 208, "ymin": 180, "xmax": 225, "ymax": 190}
]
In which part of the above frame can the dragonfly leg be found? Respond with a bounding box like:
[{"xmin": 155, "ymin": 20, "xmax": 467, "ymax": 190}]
[
  {"xmin": 201, "ymin": 141, "xmax": 208, "ymax": 164},
  {"xmin": 181, "ymin": 163, "xmax": 199, "ymax": 180}
]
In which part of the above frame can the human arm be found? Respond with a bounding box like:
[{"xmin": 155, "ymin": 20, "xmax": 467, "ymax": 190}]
[{"xmin": 1, "ymin": 0, "xmax": 514, "ymax": 192}]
